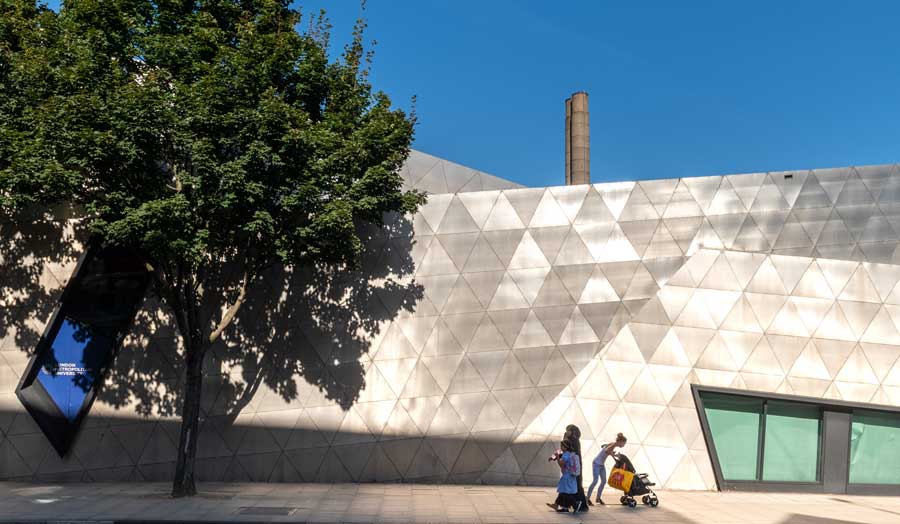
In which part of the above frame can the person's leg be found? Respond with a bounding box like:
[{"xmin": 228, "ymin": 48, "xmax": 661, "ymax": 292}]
[
  {"xmin": 575, "ymin": 472, "xmax": 586, "ymax": 511},
  {"xmin": 548, "ymin": 492, "xmax": 563, "ymax": 510},
  {"xmin": 551, "ymin": 493, "xmax": 570, "ymax": 512},
  {"xmin": 586, "ymin": 461, "xmax": 601, "ymax": 499},
  {"xmin": 595, "ymin": 465, "xmax": 607, "ymax": 502}
]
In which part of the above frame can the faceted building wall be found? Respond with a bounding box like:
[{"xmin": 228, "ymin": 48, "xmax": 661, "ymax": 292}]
[
  {"xmin": 2, "ymin": 156, "xmax": 900, "ymax": 489},
  {"xmin": 400, "ymin": 150, "xmax": 523, "ymax": 194}
]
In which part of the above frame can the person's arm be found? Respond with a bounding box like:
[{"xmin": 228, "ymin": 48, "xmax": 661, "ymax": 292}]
[{"xmin": 573, "ymin": 454, "xmax": 581, "ymax": 477}]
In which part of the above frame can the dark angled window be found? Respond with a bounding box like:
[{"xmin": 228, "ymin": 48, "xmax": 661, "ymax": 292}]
[
  {"xmin": 695, "ymin": 385, "xmax": 900, "ymax": 495},
  {"xmin": 16, "ymin": 245, "xmax": 150, "ymax": 455},
  {"xmin": 699, "ymin": 390, "xmax": 822, "ymax": 484},
  {"xmin": 701, "ymin": 392, "xmax": 763, "ymax": 481},
  {"xmin": 35, "ymin": 318, "xmax": 111, "ymax": 422}
]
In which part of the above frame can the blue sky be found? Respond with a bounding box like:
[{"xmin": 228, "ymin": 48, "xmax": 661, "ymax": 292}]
[{"xmin": 46, "ymin": 1, "xmax": 900, "ymax": 187}]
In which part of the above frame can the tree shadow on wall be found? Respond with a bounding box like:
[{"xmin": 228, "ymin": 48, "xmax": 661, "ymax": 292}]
[
  {"xmin": 0, "ymin": 207, "xmax": 85, "ymax": 359},
  {"xmin": 93, "ymin": 212, "xmax": 424, "ymax": 435}
]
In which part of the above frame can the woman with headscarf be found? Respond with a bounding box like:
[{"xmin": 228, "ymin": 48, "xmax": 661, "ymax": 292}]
[{"xmin": 564, "ymin": 424, "xmax": 588, "ymax": 512}]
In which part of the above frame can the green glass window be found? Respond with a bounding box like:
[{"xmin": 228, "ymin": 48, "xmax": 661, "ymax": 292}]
[
  {"xmin": 849, "ymin": 411, "xmax": 900, "ymax": 485},
  {"xmin": 703, "ymin": 393, "xmax": 762, "ymax": 481},
  {"xmin": 762, "ymin": 402, "xmax": 821, "ymax": 482}
]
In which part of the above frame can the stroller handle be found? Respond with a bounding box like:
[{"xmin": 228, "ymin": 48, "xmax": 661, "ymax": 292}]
[{"xmin": 613, "ymin": 453, "xmax": 636, "ymax": 473}]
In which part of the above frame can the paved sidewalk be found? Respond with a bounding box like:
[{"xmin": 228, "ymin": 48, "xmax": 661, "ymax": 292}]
[{"xmin": 2, "ymin": 483, "xmax": 900, "ymax": 524}]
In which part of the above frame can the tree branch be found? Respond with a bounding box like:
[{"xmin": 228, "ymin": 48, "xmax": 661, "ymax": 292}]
[
  {"xmin": 208, "ymin": 269, "xmax": 251, "ymax": 344},
  {"xmin": 166, "ymin": 163, "xmax": 183, "ymax": 192},
  {"xmin": 147, "ymin": 260, "xmax": 174, "ymax": 308},
  {"xmin": 149, "ymin": 259, "xmax": 194, "ymax": 355}
]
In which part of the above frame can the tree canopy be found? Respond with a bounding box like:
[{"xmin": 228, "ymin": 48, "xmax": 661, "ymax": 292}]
[
  {"xmin": 1, "ymin": 0, "xmax": 423, "ymax": 496},
  {"xmin": 2, "ymin": 0, "xmax": 421, "ymax": 274}
]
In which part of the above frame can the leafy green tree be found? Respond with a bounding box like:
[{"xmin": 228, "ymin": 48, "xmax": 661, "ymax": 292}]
[{"xmin": 1, "ymin": 0, "xmax": 422, "ymax": 496}]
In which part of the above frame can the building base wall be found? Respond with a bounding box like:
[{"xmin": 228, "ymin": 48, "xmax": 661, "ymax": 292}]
[{"xmin": 3, "ymin": 164, "xmax": 900, "ymax": 490}]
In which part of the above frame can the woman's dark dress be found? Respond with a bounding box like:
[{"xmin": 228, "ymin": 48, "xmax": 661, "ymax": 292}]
[{"xmin": 564, "ymin": 425, "xmax": 589, "ymax": 512}]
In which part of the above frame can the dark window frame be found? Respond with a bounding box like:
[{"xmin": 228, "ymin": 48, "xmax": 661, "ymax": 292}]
[
  {"xmin": 692, "ymin": 384, "xmax": 900, "ymax": 495},
  {"xmin": 15, "ymin": 243, "xmax": 151, "ymax": 456}
]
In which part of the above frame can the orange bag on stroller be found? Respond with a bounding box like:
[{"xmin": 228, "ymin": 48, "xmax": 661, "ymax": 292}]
[{"xmin": 607, "ymin": 467, "xmax": 634, "ymax": 492}]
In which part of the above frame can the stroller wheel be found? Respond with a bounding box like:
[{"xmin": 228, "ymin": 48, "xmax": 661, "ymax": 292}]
[
  {"xmin": 628, "ymin": 499, "xmax": 637, "ymax": 508},
  {"xmin": 620, "ymin": 496, "xmax": 628, "ymax": 505},
  {"xmin": 642, "ymin": 495, "xmax": 650, "ymax": 505},
  {"xmin": 649, "ymin": 497, "xmax": 659, "ymax": 507}
]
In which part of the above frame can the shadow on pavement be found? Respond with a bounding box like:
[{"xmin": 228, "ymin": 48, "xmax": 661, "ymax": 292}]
[{"xmin": 779, "ymin": 516, "xmax": 876, "ymax": 524}]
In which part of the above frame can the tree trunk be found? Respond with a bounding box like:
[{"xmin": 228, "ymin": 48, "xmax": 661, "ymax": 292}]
[{"xmin": 172, "ymin": 342, "xmax": 204, "ymax": 497}]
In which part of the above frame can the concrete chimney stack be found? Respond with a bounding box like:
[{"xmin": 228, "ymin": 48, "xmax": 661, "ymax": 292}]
[{"xmin": 565, "ymin": 92, "xmax": 590, "ymax": 185}]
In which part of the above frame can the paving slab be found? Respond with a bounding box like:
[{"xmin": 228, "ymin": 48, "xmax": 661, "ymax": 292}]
[{"xmin": 1, "ymin": 483, "xmax": 899, "ymax": 524}]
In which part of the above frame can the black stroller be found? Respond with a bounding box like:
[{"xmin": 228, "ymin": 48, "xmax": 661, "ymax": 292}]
[{"xmin": 610, "ymin": 454, "xmax": 659, "ymax": 508}]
